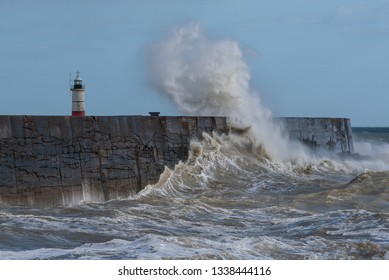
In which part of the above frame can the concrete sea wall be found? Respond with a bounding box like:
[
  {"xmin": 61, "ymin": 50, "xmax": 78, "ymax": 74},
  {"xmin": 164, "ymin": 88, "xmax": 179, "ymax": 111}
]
[
  {"xmin": 0, "ymin": 116, "xmax": 228, "ymax": 206},
  {"xmin": 280, "ymin": 117, "xmax": 354, "ymax": 154},
  {"xmin": 0, "ymin": 115, "xmax": 353, "ymax": 206}
]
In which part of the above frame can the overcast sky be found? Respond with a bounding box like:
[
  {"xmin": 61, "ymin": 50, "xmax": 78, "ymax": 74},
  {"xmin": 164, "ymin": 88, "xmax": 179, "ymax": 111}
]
[{"xmin": 1, "ymin": 0, "xmax": 389, "ymax": 126}]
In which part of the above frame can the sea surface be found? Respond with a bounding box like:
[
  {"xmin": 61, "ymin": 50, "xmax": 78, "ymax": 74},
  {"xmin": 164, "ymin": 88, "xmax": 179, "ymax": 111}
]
[{"xmin": 0, "ymin": 127, "xmax": 388, "ymax": 260}]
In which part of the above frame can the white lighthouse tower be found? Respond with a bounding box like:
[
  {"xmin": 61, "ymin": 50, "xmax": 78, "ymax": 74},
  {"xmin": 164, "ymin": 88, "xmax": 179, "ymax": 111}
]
[{"xmin": 70, "ymin": 71, "xmax": 86, "ymax": 116}]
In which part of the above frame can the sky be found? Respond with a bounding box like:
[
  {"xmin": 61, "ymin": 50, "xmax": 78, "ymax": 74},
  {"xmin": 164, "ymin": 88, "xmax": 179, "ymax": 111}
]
[{"xmin": 1, "ymin": 0, "xmax": 389, "ymax": 126}]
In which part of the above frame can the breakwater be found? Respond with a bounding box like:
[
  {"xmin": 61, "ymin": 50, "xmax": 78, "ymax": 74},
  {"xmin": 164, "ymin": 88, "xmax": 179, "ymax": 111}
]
[
  {"xmin": 280, "ymin": 117, "xmax": 354, "ymax": 154},
  {"xmin": 0, "ymin": 115, "xmax": 353, "ymax": 206}
]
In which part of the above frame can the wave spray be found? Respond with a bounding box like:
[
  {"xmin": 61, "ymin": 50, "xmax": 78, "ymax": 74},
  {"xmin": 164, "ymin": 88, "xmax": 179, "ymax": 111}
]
[{"xmin": 149, "ymin": 23, "xmax": 308, "ymax": 161}]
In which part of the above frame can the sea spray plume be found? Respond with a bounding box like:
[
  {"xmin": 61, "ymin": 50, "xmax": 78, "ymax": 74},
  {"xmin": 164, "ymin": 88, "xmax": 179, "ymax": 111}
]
[
  {"xmin": 150, "ymin": 23, "xmax": 309, "ymax": 161},
  {"xmin": 149, "ymin": 23, "xmax": 250, "ymax": 116}
]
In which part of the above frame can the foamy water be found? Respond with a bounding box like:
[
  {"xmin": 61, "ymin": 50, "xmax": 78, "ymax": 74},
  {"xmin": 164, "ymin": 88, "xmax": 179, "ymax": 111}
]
[{"xmin": 0, "ymin": 129, "xmax": 388, "ymax": 260}]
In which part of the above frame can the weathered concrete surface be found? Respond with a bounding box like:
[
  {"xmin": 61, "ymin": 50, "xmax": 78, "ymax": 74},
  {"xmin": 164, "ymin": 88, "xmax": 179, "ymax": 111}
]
[
  {"xmin": 0, "ymin": 116, "xmax": 354, "ymax": 206},
  {"xmin": 0, "ymin": 116, "xmax": 228, "ymax": 206},
  {"xmin": 280, "ymin": 117, "xmax": 354, "ymax": 154}
]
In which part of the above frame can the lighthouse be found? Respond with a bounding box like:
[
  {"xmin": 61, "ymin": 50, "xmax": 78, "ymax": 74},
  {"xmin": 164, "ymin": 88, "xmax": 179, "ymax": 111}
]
[{"xmin": 70, "ymin": 71, "xmax": 86, "ymax": 116}]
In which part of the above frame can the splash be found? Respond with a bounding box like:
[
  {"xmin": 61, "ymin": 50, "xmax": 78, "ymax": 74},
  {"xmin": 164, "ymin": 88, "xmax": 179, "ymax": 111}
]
[
  {"xmin": 150, "ymin": 23, "xmax": 308, "ymax": 161},
  {"xmin": 150, "ymin": 24, "xmax": 251, "ymax": 116}
]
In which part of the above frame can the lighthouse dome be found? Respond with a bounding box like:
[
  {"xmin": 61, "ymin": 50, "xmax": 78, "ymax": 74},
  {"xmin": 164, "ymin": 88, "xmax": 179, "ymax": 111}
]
[
  {"xmin": 71, "ymin": 71, "xmax": 85, "ymax": 90},
  {"xmin": 75, "ymin": 71, "xmax": 82, "ymax": 81}
]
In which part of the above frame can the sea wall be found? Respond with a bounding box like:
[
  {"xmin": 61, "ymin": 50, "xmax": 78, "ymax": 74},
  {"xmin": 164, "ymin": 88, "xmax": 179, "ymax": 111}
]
[
  {"xmin": 0, "ymin": 116, "xmax": 353, "ymax": 206},
  {"xmin": 0, "ymin": 116, "xmax": 228, "ymax": 206},
  {"xmin": 280, "ymin": 117, "xmax": 354, "ymax": 154}
]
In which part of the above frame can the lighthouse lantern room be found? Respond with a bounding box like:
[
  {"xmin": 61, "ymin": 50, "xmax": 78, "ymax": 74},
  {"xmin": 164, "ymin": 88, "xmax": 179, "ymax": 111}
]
[{"xmin": 70, "ymin": 71, "xmax": 86, "ymax": 116}]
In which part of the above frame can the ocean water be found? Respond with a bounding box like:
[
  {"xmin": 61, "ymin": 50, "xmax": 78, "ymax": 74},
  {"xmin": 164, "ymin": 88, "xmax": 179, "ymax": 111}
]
[{"xmin": 0, "ymin": 128, "xmax": 388, "ymax": 260}]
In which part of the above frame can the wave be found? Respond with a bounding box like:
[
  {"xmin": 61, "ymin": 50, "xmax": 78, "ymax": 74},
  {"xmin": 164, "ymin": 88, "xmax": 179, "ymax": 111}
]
[
  {"xmin": 130, "ymin": 127, "xmax": 389, "ymax": 209},
  {"xmin": 137, "ymin": 132, "xmax": 335, "ymax": 198},
  {"xmin": 2, "ymin": 129, "xmax": 388, "ymax": 260},
  {"xmin": 145, "ymin": 23, "xmax": 389, "ymax": 234},
  {"xmin": 148, "ymin": 23, "xmax": 389, "ymax": 171},
  {"xmin": 149, "ymin": 23, "xmax": 310, "ymax": 162}
]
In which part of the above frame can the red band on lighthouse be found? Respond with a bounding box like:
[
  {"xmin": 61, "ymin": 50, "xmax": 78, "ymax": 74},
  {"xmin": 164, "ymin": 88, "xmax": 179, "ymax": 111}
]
[{"xmin": 72, "ymin": 111, "xmax": 85, "ymax": 117}]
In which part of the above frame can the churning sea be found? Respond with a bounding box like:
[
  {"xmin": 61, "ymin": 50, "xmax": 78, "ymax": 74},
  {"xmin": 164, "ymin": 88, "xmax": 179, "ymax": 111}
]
[{"xmin": 0, "ymin": 127, "xmax": 388, "ymax": 260}]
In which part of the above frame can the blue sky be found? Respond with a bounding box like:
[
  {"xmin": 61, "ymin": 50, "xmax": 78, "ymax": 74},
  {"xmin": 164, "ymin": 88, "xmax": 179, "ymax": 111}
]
[{"xmin": 1, "ymin": 0, "xmax": 389, "ymax": 126}]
